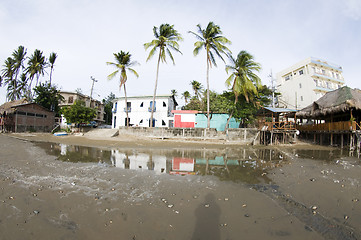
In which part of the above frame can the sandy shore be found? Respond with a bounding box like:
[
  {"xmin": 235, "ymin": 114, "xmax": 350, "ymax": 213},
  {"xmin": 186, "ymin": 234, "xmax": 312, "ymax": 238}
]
[{"xmin": 0, "ymin": 132, "xmax": 360, "ymax": 239}]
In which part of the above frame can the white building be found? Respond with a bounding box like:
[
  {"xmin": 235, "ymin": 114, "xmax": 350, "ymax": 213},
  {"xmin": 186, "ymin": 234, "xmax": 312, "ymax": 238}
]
[
  {"xmin": 111, "ymin": 150, "xmax": 167, "ymax": 174},
  {"xmin": 276, "ymin": 57, "xmax": 345, "ymax": 110},
  {"xmin": 111, "ymin": 95, "xmax": 178, "ymax": 128}
]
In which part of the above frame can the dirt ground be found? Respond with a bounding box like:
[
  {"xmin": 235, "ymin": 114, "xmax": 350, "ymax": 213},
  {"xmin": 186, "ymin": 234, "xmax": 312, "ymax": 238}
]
[{"xmin": 0, "ymin": 132, "xmax": 360, "ymax": 240}]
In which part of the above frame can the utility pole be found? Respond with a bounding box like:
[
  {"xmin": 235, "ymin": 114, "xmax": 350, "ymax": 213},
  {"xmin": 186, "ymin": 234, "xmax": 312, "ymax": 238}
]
[
  {"xmin": 268, "ymin": 70, "xmax": 275, "ymax": 108},
  {"xmin": 90, "ymin": 76, "xmax": 98, "ymax": 101}
]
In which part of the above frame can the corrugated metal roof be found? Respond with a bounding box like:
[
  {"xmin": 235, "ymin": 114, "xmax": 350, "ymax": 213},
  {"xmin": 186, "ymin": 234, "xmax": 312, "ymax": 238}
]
[{"xmin": 263, "ymin": 107, "xmax": 297, "ymax": 113}]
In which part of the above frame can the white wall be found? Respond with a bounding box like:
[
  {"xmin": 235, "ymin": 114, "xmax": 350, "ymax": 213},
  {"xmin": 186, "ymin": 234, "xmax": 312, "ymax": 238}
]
[{"xmin": 112, "ymin": 96, "xmax": 175, "ymax": 128}]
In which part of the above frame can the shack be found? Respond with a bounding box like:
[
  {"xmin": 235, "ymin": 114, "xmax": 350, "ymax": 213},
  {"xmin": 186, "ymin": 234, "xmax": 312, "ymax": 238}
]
[
  {"xmin": 0, "ymin": 99, "xmax": 55, "ymax": 132},
  {"xmin": 297, "ymin": 86, "xmax": 361, "ymax": 150},
  {"xmin": 257, "ymin": 107, "xmax": 298, "ymax": 145}
]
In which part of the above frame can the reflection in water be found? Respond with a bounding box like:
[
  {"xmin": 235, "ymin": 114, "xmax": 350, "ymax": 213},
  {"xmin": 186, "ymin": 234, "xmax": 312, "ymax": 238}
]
[{"xmin": 34, "ymin": 141, "xmax": 355, "ymax": 184}]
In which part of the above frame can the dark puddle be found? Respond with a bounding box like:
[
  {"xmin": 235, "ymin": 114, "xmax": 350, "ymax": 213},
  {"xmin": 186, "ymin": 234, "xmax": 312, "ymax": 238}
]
[{"xmin": 34, "ymin": 141, "xmax": 356, "ymax": 184}]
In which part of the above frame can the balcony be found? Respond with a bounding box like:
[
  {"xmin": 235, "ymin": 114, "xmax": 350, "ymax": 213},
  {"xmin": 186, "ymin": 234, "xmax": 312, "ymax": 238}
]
[
  {"xmin": 124, "ymin": 107, "xmax": 131, "ymax": 113},
  {"xmin": 312, "ymin": 72, "xmax": 344, "ymax": 84},
  {"xmin": 112, "ymin": 109, "xmax": 117, "ymax": 113}
]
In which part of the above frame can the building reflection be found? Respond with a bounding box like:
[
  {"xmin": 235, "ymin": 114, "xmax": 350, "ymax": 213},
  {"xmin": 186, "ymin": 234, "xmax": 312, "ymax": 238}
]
[{"xmin": 41, "ymin": 142, "xmax": 291, "ymax": 184}]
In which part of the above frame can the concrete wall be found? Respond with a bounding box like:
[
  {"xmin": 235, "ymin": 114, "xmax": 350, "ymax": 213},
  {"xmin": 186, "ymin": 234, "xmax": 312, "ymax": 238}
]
[
  {"xmin": 195, "ymin": 114, "xmax": 239, "ymax": 131},
  {"xmin": 117, "ymin": 126, "xmax": 259, "ymax": 144}
]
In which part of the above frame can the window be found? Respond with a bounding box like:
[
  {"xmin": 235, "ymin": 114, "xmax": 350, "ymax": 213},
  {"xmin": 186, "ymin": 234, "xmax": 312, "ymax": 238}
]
[
  {"xmin": 139, "ymin": 119, "xmax": 143, "ymax": 124},
  {"xmin": 162, "ymin": 120, "xmax": 166, "ymax": 126},
  {"xmin": 300, "ymin": 96, "xmax": 303, "ymax": 101},
  {"xmin": 140, "ymin": 102, "xmax": 143, "ymax": 107},
  {"xmin": 299, "ymin": 70, "xmax": 304, "ymax": 75},
  {"xmin": 68, "ymin": 96, "xmax": 73, "ymax": 103},
  {"xmin": 163, "ymin": 101, "xmax": 166, "ymax": 107},
  {"xmin": 322, "ymin": 69, "xmax": 326, "ymax": 75},
  {"xmin": 149, "ymin": 101, "xmax": 156, "ymax": 112},
  {"xmin": 285, "ymin": 76, "xmax": 290, "ymax": 81},
  {"xmin": 299, "ymin": 83, "xmax": 302, "ymax": 88}
]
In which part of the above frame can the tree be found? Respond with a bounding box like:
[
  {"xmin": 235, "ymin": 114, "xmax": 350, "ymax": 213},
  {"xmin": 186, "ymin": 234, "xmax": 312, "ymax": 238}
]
[
  {"xmin": 190, "ymin": 80, "xmax": 203, "ymax": 99},
  {"xmin": 48, "ymin": 52, "xmax": 57, "ymax": 85},
  {"xmin": 222, "ymin": 86, "xmax": 272, "ymax": 127},
  {"xmin": 184, "ymin": 90, "xmax": 233, "ymax": 118},
  {"xmin": 144, "ymin": 23, "xmax": 183, "ymax": 127},
  {"xmin": 12, "ymin": 46, "xmax": 27, "ymax": 94},
  {"xmin": 171, "ymin": 89, "xmax": 177, "ymax": 97},
  {"xmin": 107, "ymin": 51, "xmax": 139, "ymax": 127},
  {"xmin": 26, "ymin": 49, "xmax": 46, "ymax": 96},
  {"xmin": 60, "ymin": 100, "xmax": 96, "ymax": 128},
  {"xmin": 1, "ymin": 57, "xmax": 17, "ymax": 100},
  {"xmin": 189, "ymin": 22, "xmax": 231, "ymax": 128},
  {"xmin": 225, "ymin": 50, "xmax": 261, "ymax": 129},
  {"xmin": 102, "ymin": 92, "xmax": 116, "ymax": 125},
  {"xmin": 182, "ymin": 91, "xmax": 191, "ymax": 104},
  {"xmin": 33, "ymin": 82, "xmax": 64, "ymax": 116}
]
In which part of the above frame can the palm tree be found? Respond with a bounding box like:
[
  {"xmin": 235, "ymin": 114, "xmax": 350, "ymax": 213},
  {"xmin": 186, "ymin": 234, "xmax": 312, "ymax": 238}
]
[
  {"xmin": 189, "ymin": 22, "xmax": 231, "ymax": 128},
  {"xmin": 144, "ymin": 23, "xmax": 183, "ymax": 127},
  {"xmin": 171, "ymin": 89, "xmax": 178, "ymax": 97},
  {"xmin": 225, "ymin": 50, "xmax": 261, "ymax": 129},
  {"xmin": 182, "ymin": 91, "xmax": 191, "ymax": 104},
  {"xmin": 190, "ymin": 80, "xmax": 203, "ymax": 99},
  {"xmin": 49, "ymin": 52, "xmax": 57, "ymax": 85},
  {"xmin": 26, "ymin": 49, "xmax": 46, "ymax": 96},
  {"xmin": 12, "ymin": 46, "xmax": 27, "ymax": 93},
  {"xmin": 1, "ymin": 57, "xmax": 17, "ymax": 101},
  {"xmin": 107, "ymin": 51, "xmax": 139, "ymax": 127}
]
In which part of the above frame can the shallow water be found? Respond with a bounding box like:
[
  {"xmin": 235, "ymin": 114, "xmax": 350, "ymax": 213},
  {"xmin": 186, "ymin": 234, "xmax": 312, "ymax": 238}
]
[
  {"xmin": 2, "ymin": 135, "xmax": 361, "ymax": 240},
  {"xmin": 34, "ymin": 142, "xmax": 356, "ymax": 184}
]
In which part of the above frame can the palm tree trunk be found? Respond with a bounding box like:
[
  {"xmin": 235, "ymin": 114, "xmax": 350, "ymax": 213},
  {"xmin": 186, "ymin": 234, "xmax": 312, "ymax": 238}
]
[
  {"xmin": 206, "ymin": 54, "xmax": 210, "ymax": 129},
  {"xmin": 150, "ymin": 49, "xmax": 162, "ymax": 128},
  {"xmin": 124, "ymin": 84, "xmax": 129, "ymax": 127},
  {"xmin": 49, "ymin": 67, "xmax": 53, "ymax": 85},
  {"xmin": 225, "ymin": 97, "xmax": 238, "ymax": 130}
]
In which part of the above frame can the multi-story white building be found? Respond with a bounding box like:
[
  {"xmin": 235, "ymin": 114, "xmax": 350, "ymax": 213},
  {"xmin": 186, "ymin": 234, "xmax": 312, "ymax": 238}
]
[
  {"xmin": 58, "ymin": 91, "xmax": 105, "ymax": 127},
  {"xmin": 276, "ymin": 57, "xmax": 345, "ymax": 110},
  {"xmin": 111, "ymin": 95, "xmax": 178, "ymax": 128}
]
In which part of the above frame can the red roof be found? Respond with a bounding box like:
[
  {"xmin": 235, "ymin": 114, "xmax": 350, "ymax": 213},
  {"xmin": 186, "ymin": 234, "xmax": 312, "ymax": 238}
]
[{"xmin": 171, "ymin": 110, "xmax": 198, "ymax": 114}]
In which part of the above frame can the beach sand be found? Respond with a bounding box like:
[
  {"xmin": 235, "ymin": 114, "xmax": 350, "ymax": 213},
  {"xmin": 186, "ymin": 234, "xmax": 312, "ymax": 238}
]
[{"xmin": 0, "ymin": 132, "xmax": 360, "ymax": 239}]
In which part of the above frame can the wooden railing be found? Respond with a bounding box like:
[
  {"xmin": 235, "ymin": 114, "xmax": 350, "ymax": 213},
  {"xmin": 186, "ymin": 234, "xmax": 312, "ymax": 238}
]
[
  {"xmin": 261, "ymin": 121, "xmax": 296, "ymax": 131},
  {"xmin": 297, "ymin": 121, "xmax": 361, "ymax": 132}
]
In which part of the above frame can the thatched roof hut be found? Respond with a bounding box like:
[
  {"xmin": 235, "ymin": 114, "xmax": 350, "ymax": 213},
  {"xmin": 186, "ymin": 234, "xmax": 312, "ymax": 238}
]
[
  {"xmin": 297, "ymin": 86, "xmax": 361, "ymax": 119},
  {"xmin": 0, "ymin": 98, "xmax": 28, "ymax": 115}
]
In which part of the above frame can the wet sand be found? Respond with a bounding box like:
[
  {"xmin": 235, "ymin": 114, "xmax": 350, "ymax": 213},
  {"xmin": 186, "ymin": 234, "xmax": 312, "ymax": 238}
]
[{"xmin": 0, "ymin": 133, "xmax": 360, "ymax": 239}]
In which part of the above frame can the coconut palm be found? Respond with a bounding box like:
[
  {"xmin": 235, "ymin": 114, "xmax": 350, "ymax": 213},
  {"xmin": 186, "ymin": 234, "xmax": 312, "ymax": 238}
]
[
  {"xmin": 49, "ymin": 52, "xmax": 57, "ymax": 85},
  {"xmin": 190, "ymin": 80, "xmax": 203, "ymax": 99},
  {"xmin": 225, "ymin": 50, "xmax": 261, "ymax": 129},
  {"xmin": 144, "ymin": 23, "xmax": 183, "ymax": 127},
  {"xmin": 189, "ymin": 22, "xmax": 231, "ymax": 128},
  {"xmin": 182, "ymin": 91, "xmax": 191, "ymax": 104},
  {"xmin": 12, "ymin": 46, "xmax": 27, "ymax": 92},
  {"xmin": 171, "ymin": 89, "xmax": 178, "ymax": 97},
  {"xmin": 26, "ymin": 49, "xmax": 46, "ymax": 96},
  {"xmin": 1, "ymin": 57, "xmax": 18, "ymax": 101},
  {"xmin": 107, "ymin": 51, "xmax": 139, "ymax": 127}
]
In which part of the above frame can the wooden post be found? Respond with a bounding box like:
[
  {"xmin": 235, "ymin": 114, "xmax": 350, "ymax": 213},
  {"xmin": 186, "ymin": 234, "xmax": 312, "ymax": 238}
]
[
  {"xmin": 341, "ymin": 134, "xmax": 344, "ymax": 148},
  {"xmin": 330, "ymin": 133, "xmax": 333, "ymax": 146}
]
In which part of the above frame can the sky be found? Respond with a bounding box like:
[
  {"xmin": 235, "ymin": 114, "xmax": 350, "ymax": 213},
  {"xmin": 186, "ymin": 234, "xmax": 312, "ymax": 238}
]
[{"xmin": 1, "ymin": 0, "xmax": 361, "ymax": 106}]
